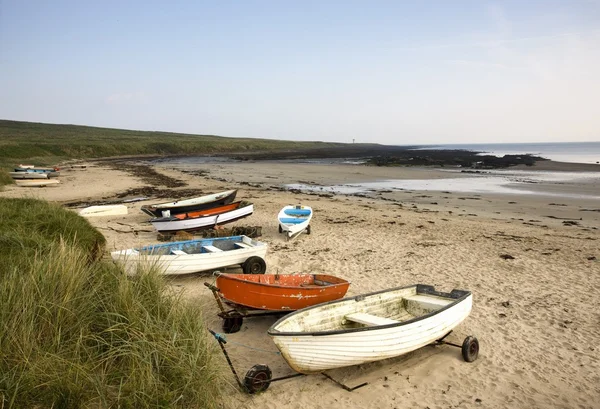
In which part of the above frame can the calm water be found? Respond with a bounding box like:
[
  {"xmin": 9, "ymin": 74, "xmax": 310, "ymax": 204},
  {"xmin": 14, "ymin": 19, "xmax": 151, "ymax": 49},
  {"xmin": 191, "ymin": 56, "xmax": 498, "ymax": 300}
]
[
  {"xmin": 413, "ymin": 142, "xmax": 600, "ymax": 164},
  {"xmin": 156, "ymin": 141, "xmax": 600, "ymax": 198},
  {"xmin": 286, "ymin": 169, "xmax": 600, "ymax": 199}
]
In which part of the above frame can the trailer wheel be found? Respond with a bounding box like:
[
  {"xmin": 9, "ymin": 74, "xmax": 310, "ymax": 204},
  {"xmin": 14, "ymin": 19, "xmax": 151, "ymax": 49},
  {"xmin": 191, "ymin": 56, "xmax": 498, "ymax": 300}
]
[
  {"xmin": 222, "ymin": 315, "xmax": 243, "ymax": 334},
  {"xmin": 278, "ymin": 225, "xmax": 283, "ymax": 233},
  {"xmin": 243, "ymin": 256, "xmax": 267, "ymax": 274},
  {"xmin": 306, "ymin": 225, "xmax": 311, "ymax": 235},
  {"xmin": 244, "ymin": 364, "xmax": 272, "ymax": 394},
  {"xmin": 462, "ymin": 336, "xmax": 479, "ymax": 362}
]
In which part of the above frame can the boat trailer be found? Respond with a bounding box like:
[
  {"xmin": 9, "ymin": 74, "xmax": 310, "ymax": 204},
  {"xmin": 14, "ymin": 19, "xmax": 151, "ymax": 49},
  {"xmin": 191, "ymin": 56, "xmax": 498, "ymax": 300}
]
[
  {"xmin": 207, "ymin": 329, "xmax": 479, "ymax": 394},
  {"xmin": 204, "ymin": 282, "xmax": 289, "ymax": 334},
  {"xmin": 208, "ymin": 329, "xmax": 368, "ymax": 394}
]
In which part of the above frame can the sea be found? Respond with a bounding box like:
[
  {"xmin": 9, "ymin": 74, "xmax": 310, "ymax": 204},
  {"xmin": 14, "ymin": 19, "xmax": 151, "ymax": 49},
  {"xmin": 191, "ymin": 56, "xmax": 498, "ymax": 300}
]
[
  {"xmin": 413, "ymin": 141, "xmax": 600, "ymax": 165},
  {"xmin": 157, "ymin": 141, "xmax": 600, "ymax": 199}
]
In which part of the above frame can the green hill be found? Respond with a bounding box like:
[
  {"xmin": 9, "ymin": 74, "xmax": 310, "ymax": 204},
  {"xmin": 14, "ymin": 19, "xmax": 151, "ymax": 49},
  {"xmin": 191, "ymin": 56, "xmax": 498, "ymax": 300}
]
[{"xmin": 0, "ymin": 119, "xmax": 346, "ymax": 166}]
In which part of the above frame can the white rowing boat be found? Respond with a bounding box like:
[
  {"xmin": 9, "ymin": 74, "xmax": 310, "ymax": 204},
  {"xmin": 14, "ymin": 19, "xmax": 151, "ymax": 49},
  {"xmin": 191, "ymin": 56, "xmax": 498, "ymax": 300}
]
[
  {"xmin": 79, "ymin": 205, "xmax": 128, "ymax": 217},
  {"xmin": 268, "ymin": 284, "xmax": 473, "ymax": 373},
  {"xmin": 14, "ymin": 179, "xmax": 60, "ymax": 187},
  {"xmin": 277, "ymin": 205, "xmax": 313, "ymax": 238},
  {"xmin": 111, "ymin": 235, "xmax": 267, "ymax": 275},
  {"xmin": 150, "ymin": 201, "xmax": 254, "ymax": 233}
]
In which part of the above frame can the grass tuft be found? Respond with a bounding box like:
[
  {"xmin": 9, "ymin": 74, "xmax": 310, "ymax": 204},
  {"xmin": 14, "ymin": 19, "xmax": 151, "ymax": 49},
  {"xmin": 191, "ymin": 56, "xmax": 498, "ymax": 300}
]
[{"xmin": 0, "ymin": 198, "xmax": 230, "ymax": 408}]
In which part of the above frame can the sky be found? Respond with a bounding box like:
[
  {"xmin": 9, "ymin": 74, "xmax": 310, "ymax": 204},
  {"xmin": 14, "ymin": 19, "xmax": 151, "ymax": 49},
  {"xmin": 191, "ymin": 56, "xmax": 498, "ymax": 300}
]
[{"xmin": 1, "ymin": 1, "xmax": 599, "ymax": 145}]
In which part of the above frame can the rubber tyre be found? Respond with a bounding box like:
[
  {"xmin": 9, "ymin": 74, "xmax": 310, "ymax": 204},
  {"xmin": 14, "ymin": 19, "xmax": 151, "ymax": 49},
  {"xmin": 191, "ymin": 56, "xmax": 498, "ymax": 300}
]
[
  {"xmin": 243, "ymin": 256, "xmax": 267, "ymax": 274},
  {"xmin": 278, "ymin": 225, "xmax": 283, "ymax": 233},
  {"xmin": 222, "ymin": 315, "xmax": 243, "ymax": 334},
  {"xmin": 306, "ymin": 224, "xmax": 311, "ymax": 235},
  {"xmin": 462, "ymin": 336, "xmax": 479, "ymax": 362},
  {"xmin": 243, "ymin": 364, "xmax": 272, "ymax": 394}
]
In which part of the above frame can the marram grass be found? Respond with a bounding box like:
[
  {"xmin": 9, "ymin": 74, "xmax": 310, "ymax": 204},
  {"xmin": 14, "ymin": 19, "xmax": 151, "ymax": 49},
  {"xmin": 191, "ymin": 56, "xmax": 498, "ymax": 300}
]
[{"xmin": 0, "ymin": 198, "xmax": 231, "ymax": 408}]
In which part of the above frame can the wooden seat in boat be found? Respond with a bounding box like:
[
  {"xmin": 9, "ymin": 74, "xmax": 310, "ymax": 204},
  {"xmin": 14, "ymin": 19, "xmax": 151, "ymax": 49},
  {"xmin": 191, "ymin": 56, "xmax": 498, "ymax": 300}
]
[
  {"xmin": 234, "ymin": 242, "xmax": 251, "ymax": 249},
  {"xmin": 403, "ymin": 294, "xmax": 452, "ymax": 311},
  {"xmin": 202, "ymin": 245, "xmax": 223, "ymax": 253},
  {"xmin": 345, "ymin": 312, "xmax": 399, "ymax": 326},
  {"xmin": 170, "ymin": 249, "xmax": 187, "ymax": 255}
]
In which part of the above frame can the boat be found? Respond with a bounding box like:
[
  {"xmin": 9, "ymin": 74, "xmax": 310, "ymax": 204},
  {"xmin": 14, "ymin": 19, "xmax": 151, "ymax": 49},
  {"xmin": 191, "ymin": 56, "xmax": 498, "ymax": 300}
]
[
  {"xmin": 215, "ymin": 273, "xmax": 350, "ymax": 311},
  {"xmin": 79, "ymin": 205, "xmax": 128, "ymax": 217},
  {"xmin": 14, "ymin": 179, "xmax": 60, "ymax": 187},
  {"xmin": 278, "ymin": 205, "xmax": 313, "ymax": 238},
  {"xmin": 268, "ymin": 284, "xmax": 473, "ymax": 374},
  {"xmin": 111, "ymin": 235, "xmax": 267, "ymax": 275},
  {"xmin": 149, "ymin": 201, "xmax": 254, "ymax": 233},
  {"xmin": 14, "ymin": 166, "xmax": 60, "ymax": 172},
  {"xmin": 10, "ymin": 171, "xmax": 49, "ymax": 179},
  {"xmin": 10, "ymin": 168, "xmax": 60, "ymax": 179},
  {"xmin": 140, "ymin": 189, "xmax": 238, "ymax": 217}
]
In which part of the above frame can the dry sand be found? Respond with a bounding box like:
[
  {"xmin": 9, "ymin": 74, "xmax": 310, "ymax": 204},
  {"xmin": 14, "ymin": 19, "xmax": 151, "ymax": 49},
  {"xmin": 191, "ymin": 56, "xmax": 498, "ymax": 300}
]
[{"xmin": 2, "ymin": 160, "xmax": 599, "ymax": 409}]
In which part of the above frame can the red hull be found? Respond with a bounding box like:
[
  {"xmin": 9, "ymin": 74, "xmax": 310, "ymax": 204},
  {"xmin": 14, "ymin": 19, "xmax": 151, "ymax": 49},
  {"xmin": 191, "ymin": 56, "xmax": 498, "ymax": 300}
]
[{"xmin": 215, "ymin": 273, "xmax": 350, "ymax": 311}]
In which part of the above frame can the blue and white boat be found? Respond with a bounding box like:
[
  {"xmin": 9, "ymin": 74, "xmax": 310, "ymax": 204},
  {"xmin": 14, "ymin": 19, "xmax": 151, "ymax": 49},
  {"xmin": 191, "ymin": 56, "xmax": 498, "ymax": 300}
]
[
  {"xmin": 277, "ymin": 205, "xmax": 313, "ymax": 238},
  {"xmin": 13, "ymin": 166, "xmax": 60, "ymax": 177},
  {"xmin": 111, "ymin": 235, "xmax": 268, "ymax": 275}
]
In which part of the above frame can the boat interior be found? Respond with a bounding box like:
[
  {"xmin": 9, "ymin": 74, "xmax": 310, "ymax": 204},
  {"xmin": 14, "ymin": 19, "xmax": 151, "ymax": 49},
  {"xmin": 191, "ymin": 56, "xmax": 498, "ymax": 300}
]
[
  {"xmin": 273, "ymin": 286, "xmax": 464, "ymax": 333},
  {"xmin": 173, "ymin": 201, "xmax": 243, "ymax": 220},
  {"xmin": 220, "ymin": 273, "xmax": 348, "ymax": 287},
  {"xmin": 136, "ymin": 236, "xmax": 256, "ymax": 255}
]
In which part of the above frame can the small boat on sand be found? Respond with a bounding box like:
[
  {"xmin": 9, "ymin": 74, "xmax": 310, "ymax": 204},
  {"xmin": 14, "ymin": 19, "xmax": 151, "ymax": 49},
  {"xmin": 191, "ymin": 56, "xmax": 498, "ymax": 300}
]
[
  {"xmin": 215, "ymin": 273, "xmax": 350, "ymax": 311},
  {"xmin": 149, "ymin": 201, "xmax": 254, "ymax": 233},
  {"xmin": 79, "ymin": 205, "xmax": 128, "ymax": 217},
  {"xmin": 268, "ymin": 284, "xmax": 474, "ymax": 374},
  {"xmin": 205, "ymin": 272, "xmax": 350, "ymax": 334},
  {"xmin": 141, "ymin": 189, "xmax": 238, "ymax": 217},
  {"xmin": 278, "ymin": 205, "xmax": 313, "ymax": 238},
  {"xmin": 14, "ymin": 179, "xmax": 60, "ymax": 187},
  {"xmin": 10, "ymin": 171, "xmax": 49, "ymax": 179},
  {"xmin": 112, "ymin": 235, "xmax": 267, "ymax": 276},
  {"xmin": 14, "ymin": 166, "xmax": 60, "ymax": 174}
]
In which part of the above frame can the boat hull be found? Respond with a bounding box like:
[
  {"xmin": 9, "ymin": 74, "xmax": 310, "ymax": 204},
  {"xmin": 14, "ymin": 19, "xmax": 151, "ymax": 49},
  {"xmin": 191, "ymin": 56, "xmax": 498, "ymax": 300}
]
[
  {"xmin": 111, "ymin": 235, "xmax": 267, "ymax": 275},
  {"xmin": 268, "ymin": 284, "xmax": 472, "ymax": 373},
  {"xmin": 141, "ymin": 189, "xmax": 237, "ymax": 217},
  {"xmin": 150, "ymin": 202, "xmax": 254, "ymax": 232},
  {"xmin": 216, "ymin": 273, "xmax": 350, "ymax": 311}
]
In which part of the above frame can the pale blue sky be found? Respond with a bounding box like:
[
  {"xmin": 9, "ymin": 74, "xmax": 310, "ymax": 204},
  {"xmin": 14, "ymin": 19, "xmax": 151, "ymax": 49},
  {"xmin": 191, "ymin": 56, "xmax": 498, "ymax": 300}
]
[{"xmin": 1, "ymin": 1, "xmax": 599, "ymax": 144}]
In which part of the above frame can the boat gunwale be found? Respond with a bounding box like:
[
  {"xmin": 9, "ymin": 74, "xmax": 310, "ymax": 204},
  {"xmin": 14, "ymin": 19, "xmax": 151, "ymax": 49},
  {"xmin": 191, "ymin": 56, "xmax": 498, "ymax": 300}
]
[
  {"xmin": 216, "ymin": 273, "xmax": 350, "ymax": 291},
  {"xmin": 267, "ymin": 284, "xmax": 471, "ymax": 337}
]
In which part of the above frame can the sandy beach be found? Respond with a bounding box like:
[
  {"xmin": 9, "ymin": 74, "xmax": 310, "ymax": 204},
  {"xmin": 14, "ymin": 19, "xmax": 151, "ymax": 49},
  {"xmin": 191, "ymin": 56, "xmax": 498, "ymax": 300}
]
[{"xmin": 2, "ymin": 160, "xmax": 599, "ymax": 409}]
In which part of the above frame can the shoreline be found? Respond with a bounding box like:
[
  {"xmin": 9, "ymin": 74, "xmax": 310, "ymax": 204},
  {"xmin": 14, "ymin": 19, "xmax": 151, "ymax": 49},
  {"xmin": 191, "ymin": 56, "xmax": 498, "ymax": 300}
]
[{"xmin": 1, "ymin": 159, "xmax": 599, "ymax": 408}]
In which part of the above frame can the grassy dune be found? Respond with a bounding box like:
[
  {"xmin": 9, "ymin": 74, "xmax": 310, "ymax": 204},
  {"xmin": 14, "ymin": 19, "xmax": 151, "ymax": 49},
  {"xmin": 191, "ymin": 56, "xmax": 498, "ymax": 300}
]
[
  {"xmin": 0, "ymin": 119, "xmax": 341, "ymax": 166},
  {"xmin": 0, "ymin": 198, "xmax": 228, "ymax": 408}
]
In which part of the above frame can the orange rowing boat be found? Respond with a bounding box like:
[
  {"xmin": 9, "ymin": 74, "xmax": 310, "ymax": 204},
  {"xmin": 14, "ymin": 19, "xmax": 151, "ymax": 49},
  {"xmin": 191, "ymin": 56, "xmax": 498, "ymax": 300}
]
[
  {"xmin": 215, "ymin": 273, "xmax": 350, "ymax": 311},
  {"xmin": 173, "ymin": 201, "xmax": 242, "ymax": 219}
]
